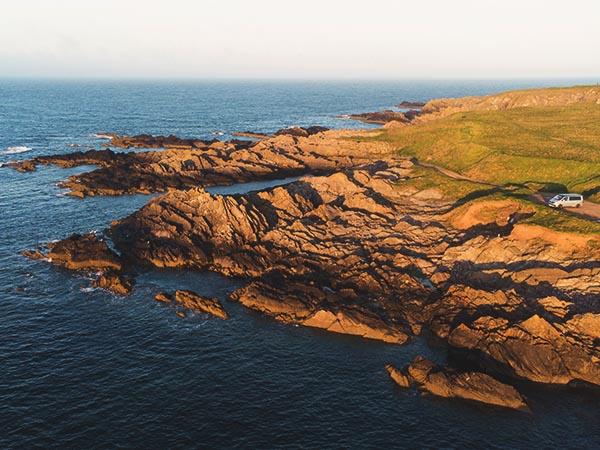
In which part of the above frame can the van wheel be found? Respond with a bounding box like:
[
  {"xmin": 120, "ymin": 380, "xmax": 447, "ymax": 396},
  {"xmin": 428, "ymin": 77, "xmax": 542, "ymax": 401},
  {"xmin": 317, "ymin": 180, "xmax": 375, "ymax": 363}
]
[{"xmin": 576, "ymin": 204, "xmax": 581, "ymax": 208}]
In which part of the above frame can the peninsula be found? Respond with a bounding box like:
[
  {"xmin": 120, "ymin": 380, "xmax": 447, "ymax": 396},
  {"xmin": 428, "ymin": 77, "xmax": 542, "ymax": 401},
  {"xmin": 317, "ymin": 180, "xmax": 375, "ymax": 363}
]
[{"xmin": 8, "ymin": 85, "xmax": 600, "ymax": 410}]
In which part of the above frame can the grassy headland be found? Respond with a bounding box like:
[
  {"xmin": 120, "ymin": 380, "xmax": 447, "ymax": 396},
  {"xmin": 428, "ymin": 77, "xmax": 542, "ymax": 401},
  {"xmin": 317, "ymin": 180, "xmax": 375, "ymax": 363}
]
[{"xmin": 354, "ymin": 86, "xmax": 600, "ymax": 235}]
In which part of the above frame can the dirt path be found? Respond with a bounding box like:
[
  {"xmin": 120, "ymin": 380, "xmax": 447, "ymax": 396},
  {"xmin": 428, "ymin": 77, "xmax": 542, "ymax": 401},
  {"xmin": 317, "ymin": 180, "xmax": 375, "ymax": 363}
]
[{"xmin": 415, "ymin": 160, "xmax": 600, "ymax": 222}]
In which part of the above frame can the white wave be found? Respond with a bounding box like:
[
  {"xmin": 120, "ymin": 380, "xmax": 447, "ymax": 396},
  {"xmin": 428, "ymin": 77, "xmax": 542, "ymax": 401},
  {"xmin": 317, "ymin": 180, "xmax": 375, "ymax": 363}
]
[
  {"xmin": 3, "ymin": 146, "xmax": 32, "ymax": 154},
  {"xmin": 80, "ymin": 287, "xmax": 98, "ymax": 293},
  {"xmin": 92, "ymin": 133, "xmax": 113, "ymax": 140},
  {"xmin": 212, "ymin": 131, "xmax": 225, "ymax": 136}
]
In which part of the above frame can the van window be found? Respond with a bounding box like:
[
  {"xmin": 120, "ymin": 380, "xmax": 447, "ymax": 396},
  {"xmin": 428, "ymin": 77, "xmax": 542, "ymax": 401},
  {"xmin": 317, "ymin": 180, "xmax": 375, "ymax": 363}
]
[{"xmin": 569, "ymin": 196, "xmax": 581, "ymax": 201}]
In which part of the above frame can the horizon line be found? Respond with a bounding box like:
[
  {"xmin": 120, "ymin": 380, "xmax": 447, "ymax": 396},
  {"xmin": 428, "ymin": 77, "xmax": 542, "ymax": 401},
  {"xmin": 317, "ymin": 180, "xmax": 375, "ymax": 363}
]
[{"xmin": 1, "ymin": 76, "xmax": 599, "ymax": 83}]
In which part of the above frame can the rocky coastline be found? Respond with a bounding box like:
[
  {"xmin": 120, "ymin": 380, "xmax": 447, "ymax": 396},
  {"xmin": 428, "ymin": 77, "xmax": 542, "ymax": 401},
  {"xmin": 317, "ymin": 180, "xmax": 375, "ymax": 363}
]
[{"xmin": 8, "ymin": 86, "xmax": 600, "ymax": 411}]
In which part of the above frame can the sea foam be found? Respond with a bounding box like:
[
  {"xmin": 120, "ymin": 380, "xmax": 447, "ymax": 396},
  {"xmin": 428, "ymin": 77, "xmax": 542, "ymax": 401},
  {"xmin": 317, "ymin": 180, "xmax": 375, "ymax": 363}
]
[{"xmin": 3, "ymin": 146, "xmax": 32, "ymax": 154}]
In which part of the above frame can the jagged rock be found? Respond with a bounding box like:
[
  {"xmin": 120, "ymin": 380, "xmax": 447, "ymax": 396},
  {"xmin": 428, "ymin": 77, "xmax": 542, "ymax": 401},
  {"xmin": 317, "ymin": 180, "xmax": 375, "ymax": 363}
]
[
  {"xmin": 155, "ymin": 290, "xmax": 228, "ymax": 320},
  {"xmin": 22, "ymin": 233, "xmax": 133, "ymax": 295},
  {"xmin": 385, "ymin": 364, "xmax": 411, "ymax": 387},
  {"xmin": 104, "ymin": 133, "xmax": 216, "ymax": 149},
  {"xmin": 390, "ymin": 357, "xmax": 529, "ymax": 410},
  {"xmin": 111, "ymin": 164, "xmax": 437, "ymax": 343},
  {"xmin": 538, "ymin": 296, "xmax": 573, "ymax": 318},
  {"xmin": 106, "ymin": 157, "xmax": 600, "ymax": 356},
  {"xmin": 9, "ymin": 101, "xmax": 600, "ymax": 396},
  {"xmin": 232, "ymin": 131, "xmax": 270, "ymax": 139},
  {"xmin": 397, "ymin": 101, "xmax": 426, "ymax": 108},
  {"xmin": 154, "ymin": 292, "xmax": 172, "ymax": 303},
  {"xmin": 92, "ymin": 270, "xmax": 134, "ymax": 295},
  {"xmin": 448, "ymin": 315, "xmax": 600, "ymax": 386},
  {"xmin": 5, "ymin": 130, "xmax": 385, "ymax": 197},
  {"xmin": 427, "ymin": 285, "xmax": 524, "ymax": 339},
  {"xmin": 21, "ymin": 249, "xmax": 46, "ymax": 260},
  {"xmin": 232, "ymin": 280, "xmax": 410, "ymax": 344},
  {"xmin": 7, "ymin": 159, "xmax": 37, "ymax": 172},
  {"xmin": 274, "ymin": 126, "xmax": 329, "ymax": 137},
  {"xmin": 44, "ymin": 233, "xmax": 122, "ymax": 271},
  {"xmin": 346, "ymin": 110, "xmax": 416, "ymax": 125}
]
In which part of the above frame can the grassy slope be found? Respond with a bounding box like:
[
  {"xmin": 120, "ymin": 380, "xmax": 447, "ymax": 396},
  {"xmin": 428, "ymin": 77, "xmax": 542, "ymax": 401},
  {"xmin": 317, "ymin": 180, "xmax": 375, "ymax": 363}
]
[
  {"xmin": 376, "ymin": 103, "xmax": 600, "ymax": 201},
  {"xmin": 356, "ymin": 97, "xmax": 600, "ymax": 235}
]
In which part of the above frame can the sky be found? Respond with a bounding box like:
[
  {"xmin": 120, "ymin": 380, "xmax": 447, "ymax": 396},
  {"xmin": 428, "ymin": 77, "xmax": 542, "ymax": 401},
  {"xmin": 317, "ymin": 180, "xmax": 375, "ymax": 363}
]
[{"xmin": 1, "ymin": 0, "xmax": 599, "ymax": 79}]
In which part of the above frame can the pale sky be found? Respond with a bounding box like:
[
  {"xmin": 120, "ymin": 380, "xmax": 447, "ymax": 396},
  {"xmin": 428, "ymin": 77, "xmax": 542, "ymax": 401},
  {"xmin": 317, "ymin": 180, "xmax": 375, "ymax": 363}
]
[{"xmin": 1, "ymin": 0, "xmax": 599, "ymax": 79}]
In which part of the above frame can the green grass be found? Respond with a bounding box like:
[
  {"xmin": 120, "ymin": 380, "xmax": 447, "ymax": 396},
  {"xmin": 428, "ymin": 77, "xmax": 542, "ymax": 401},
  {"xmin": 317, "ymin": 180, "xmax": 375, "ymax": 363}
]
[
  {"xmin": 359, "ymin": 102, "xmax": 600, "ymax": 202},
  {"xmin": 399, "ymin": 166, "xmax": 488, "ymax": 200},
  {"xmin": 355, "ymin": 98, "xmax": 600, "ymax": 236}
]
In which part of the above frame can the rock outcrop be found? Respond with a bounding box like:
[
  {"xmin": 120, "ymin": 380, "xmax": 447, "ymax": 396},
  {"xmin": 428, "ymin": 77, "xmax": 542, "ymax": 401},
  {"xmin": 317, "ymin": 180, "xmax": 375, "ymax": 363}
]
[
  {"xmin": 397, "ymin": 101, "xmax": 426, "ymax": 108},
  {"xmin": 346, "ymin": 110, "xmax": 420, "ymax": 125},
  {"xmin": 385, "ymin": 363, "xmax": 411, "ymax": 387},
  {"xmin": 44, "ymin": 233, "xmax": 122, "ymax": 271},
  {"xmin": 273, "ymin": 126, "xmax": 329, "ymax": 137},
  {"xmin": 6, "ymin": 130, "xmax": 390, "ymax": 197},
  {"xmin": 22, "ymin": 233, "xmax": 133, "ymax": 296},
  {"xmin": 110, "ymin": 161, "xmax": 439, "ymax": 343},
  {"xmin": 448, "ymin": 314, "xmax": 600, "ymax": 386},
  {"xmin": 105, "ymin": 159, "xmax": 600, "ymax": 359},
  {"xmin": 92, "ymin": 270, "xmax": 134, "ymax": 295},
  {"xmin": 386, "ymin": 357, "xmax": 529, "ymax": 410},
  {"xmin": 103, "ymin": 133, "xmax": 217, "ymax": 149},
  {"xmin": 232, "ymin": 131, "xmax": 270, "ymax": 139},
  {"xmin": 154, "ymin": 290, "xmax": 229, "ymax": 319}
]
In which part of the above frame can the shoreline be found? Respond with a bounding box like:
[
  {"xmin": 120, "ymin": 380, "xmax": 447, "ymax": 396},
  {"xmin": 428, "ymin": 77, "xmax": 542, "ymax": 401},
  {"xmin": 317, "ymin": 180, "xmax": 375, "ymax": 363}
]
[{"xmin": 5, "ymin": 84, "xmax": 600, "ymax": 410}]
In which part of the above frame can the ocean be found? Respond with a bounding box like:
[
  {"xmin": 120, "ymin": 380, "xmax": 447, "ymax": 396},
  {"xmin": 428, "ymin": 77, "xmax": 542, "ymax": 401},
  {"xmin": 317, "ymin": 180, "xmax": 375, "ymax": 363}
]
[{"xmin": 1, "ymin": 79, "xmax": 599, "ymax": 449}]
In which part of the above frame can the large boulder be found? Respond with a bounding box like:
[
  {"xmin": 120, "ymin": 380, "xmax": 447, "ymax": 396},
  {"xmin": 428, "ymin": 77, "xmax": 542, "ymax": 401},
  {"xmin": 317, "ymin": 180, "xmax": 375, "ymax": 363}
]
[
  {"xmin": 387, "ymin": 356, "xmax": 529, "ymax": 410},
  {"xmin": 155, "ymin": 290, "xmax": 229, "ymax": 320}
]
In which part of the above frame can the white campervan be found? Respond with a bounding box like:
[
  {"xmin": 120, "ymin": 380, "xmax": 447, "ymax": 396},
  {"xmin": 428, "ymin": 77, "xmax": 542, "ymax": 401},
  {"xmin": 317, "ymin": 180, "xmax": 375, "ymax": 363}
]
[{"xmin": 547, "ymin": 193, "xmax": 583, "ymax": 208}]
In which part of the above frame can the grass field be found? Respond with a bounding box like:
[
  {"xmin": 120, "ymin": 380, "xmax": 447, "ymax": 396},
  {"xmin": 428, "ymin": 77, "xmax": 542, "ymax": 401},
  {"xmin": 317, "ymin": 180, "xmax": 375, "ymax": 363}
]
[
  {"xmin": 360, "ymin": 102, "xmax": 600, "ymax": 203},
  {"xmin": 353, "ymin": 94, "xmax": 600, "ymax": 236}
]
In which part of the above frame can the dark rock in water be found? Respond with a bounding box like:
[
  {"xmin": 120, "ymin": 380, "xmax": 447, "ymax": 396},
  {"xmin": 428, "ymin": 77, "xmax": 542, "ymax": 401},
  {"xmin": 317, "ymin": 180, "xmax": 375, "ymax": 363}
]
[
  {"xmin": 44, "ymin": 233, "xmax": 122, "ymax": 271},
  {"xmin": 23, "ymin": 233, "xmax": 133, "ymax": 296},
  {"xmin": 154, "ymin": 292, "xmax": 173, "ymax": 303},
  {"xmin": 232, "ymin": 131, "xmax": 271, "ymax": 139},
  {"xmin": 346, "ymin": 110, "xmax": 421, "ymax": 125},
  {"xmin": 21, "ymin": 249, "xmax": 46, "ymax": 260},
  {"xmin": 93, "ymin": 270, "xmax": 134, "ymax": 296},
  {"xmin": 274, "ymin": 126, "xmax": 329, "ymax": 137},
  {"xmin": 387, "ymin": 356, "xmax": 529, "ymax": 411},
  {"xmin": 155, "ymin": 290, "xmax": 229, "ymax": 320},
  {"xmin": 8, "ymin": 160, "xmax": 37, "ymax": 172},
  {"xmin": 397, "ymin": 101, "xmax": 426, "ymax": 108},
  {"xmin": 105, "ymin": 133, "xmax": 216, "ymax": 149},
  {"xmin": 385, "ymin": 363, "xmax": 411, "ymax": 388},
  {"xmin": 6, "ymin": 148, "xmax": 127, "ymax": 173}
]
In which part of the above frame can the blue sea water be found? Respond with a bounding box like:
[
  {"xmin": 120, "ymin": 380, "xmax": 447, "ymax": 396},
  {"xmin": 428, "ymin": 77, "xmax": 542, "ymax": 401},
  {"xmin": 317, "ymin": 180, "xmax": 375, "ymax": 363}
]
[{"xmin": 1, "ymin": 79, "xmax": 599, "ymax": 449}]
